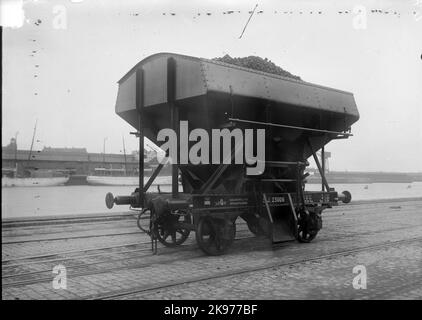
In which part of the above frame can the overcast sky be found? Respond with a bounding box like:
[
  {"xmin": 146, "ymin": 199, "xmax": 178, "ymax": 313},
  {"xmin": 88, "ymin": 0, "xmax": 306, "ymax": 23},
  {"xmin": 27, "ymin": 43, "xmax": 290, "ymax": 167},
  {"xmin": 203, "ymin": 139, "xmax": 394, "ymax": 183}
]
[{"xmin": 2, "ymin": 0, "xmax": 422, "ymax": 172}]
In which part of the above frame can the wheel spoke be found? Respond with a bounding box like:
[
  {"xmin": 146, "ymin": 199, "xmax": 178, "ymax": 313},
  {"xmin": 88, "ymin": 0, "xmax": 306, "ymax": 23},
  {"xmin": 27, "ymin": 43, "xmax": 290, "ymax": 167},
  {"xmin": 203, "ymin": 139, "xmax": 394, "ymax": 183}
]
[
  {"xmin": 152, "ymin": 212, "xmax": 191, "ymax": 247},
  {"xmin": 196, "ymin": 217, "xmax": 236, "ymax": 255},
  {"xmin": 163, "ymin": 230, "xmax": 170, "ymax": 240},
  {"xmin": 176, "ymin": 229, "xmax": 188, "ymax": 237}
]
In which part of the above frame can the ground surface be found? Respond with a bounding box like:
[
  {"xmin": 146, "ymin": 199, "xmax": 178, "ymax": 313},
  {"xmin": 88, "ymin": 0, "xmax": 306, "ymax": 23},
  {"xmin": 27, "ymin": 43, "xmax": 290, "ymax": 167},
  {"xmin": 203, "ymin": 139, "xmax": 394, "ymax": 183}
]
[{"xmin": 2, "ymin": 198, "xmax": 422, "ymax": 300}]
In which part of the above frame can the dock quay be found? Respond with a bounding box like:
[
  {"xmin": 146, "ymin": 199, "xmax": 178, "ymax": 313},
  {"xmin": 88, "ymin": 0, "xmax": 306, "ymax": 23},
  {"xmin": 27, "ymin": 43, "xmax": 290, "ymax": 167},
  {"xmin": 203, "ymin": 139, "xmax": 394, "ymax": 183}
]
[{"xmin": 2, "ymin": 197, "xmax": 421, "ymax": 300}]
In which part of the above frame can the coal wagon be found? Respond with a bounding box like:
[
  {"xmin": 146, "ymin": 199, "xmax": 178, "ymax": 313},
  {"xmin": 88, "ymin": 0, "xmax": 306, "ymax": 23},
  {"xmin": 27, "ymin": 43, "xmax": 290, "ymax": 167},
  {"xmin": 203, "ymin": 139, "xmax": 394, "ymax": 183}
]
[{"xmin": 105, "ymin": 53, "xmax": 359, "ymax": 255}]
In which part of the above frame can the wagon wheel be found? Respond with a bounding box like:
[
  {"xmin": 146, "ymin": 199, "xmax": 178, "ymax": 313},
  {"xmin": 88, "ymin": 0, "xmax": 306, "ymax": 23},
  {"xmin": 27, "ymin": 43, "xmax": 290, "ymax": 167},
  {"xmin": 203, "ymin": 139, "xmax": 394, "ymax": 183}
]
[
  {"xmin": 154, "ymin": 212, "xmax": 191, "ymax": 247},
  {"xmin": 196, "ymin": 217, "xmax": 236, "ymax": 256},
  {"xmin": 297, "ymin": 211, "xmax": 320, "ymax": 243},
  {"xmin": 297, "ymin": 224, "xmax": 318, "ymax": 243}
]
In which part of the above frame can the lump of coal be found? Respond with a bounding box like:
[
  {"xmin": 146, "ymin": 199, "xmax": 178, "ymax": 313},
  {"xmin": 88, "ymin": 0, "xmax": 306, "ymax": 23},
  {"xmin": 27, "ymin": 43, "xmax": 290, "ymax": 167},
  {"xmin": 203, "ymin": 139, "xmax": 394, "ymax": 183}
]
[{"xmin": 212, "ymin": 54, "xmax": 302, "ymax": 81}]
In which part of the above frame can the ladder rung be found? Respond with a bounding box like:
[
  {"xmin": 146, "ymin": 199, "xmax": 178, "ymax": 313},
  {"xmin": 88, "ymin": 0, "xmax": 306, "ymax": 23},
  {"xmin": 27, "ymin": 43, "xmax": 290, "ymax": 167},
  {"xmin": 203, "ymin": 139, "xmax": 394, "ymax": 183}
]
[
  {"xmin": 256, "ymin": 160, "xmax": 305, "ymax": 167},
  {"xmin": 246, "ymin": 178, "xmax": 296, "ymax": 182},
  {"xmin": 261, "ymin": 179, "xmax": 296, "ymax": 182}
]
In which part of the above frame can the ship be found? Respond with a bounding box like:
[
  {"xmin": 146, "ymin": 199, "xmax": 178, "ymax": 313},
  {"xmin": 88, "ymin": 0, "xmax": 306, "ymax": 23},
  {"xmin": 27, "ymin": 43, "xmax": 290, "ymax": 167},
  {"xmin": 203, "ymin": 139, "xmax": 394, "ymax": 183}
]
[
  {"xmin": 2, "ymin": 170, "xmax": 69, "ymax": 187},
  {"xmin": 86, "ymin": 168, "xmax": 172, "ymax": 186},
  {"xmin": 2, "ymin": 121, "xmax": 69, "ymax": 187},
  {"xmin": 85, "ymin": 136, "xmax": 169, "ymax": 186},
  {"xmin": 86, "ymin": 167, "xmax": 149, "ymax": 186}
]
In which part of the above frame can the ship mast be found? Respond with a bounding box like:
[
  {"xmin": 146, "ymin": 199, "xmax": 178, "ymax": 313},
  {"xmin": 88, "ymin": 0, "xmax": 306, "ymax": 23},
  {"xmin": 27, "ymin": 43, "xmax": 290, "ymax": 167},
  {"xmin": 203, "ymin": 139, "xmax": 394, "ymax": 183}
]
[
  {"xmin": 27, "ymin": 119, "xmax": 38, "ymax": 162},
  {"xmin": 103, "ymin": 137, "xmax": 107, "ymax": 166}
]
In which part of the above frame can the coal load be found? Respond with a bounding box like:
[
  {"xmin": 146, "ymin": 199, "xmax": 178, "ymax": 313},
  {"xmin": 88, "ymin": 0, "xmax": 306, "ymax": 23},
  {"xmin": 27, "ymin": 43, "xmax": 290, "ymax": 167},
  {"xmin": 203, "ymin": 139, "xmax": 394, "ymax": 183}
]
[{"xmin": 212, "ymin": 54, "xmax": 302, "ymax": 81}]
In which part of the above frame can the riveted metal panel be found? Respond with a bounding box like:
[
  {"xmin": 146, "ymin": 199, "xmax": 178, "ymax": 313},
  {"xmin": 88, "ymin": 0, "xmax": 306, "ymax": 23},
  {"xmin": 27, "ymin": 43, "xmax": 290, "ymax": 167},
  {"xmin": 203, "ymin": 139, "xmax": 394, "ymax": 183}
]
[
  {"xmin": 143, "ymin": 56, "xmax": 168, "ymax": 107},
  {"xmin": 200, "ymin": 59, "xmax": 359, "ymax": 118},
  {"xmin": 115, "ymin": 52, "xmax": 359, "ymax": 131},
  {"xmin": 201, "ymin": 61, "xmax": 269, "ymax": 99},
  {"xmin": 175, "ymin": 57, "xmax": 207, "ymax": 100},
  {"xmin": 115, "ymin": 71, "xmax": 136, "ymax": 113},
  {"xmin": 117, "ymin": 53, "xmax": 207, "ymax": 110}
]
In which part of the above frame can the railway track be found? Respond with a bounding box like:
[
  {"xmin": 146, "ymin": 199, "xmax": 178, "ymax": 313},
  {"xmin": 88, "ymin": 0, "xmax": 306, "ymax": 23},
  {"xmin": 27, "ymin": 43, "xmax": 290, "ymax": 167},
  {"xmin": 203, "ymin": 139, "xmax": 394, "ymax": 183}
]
[
  {"xmin": 2, "ymin": 230, "xmax": 141, "ymax": 244},
  {"xmin": 2, "ymin": 220, "xmax": 248, "ymax": 261},
  {"xmin": 3, "ymin": 224, "xmax": 420, "ymax": 288},
  {"xmin": 2, "ymin": 226, "xmax": 250, "ymax": 272},
  {"xmin": 3, "ymin": 198, "xmax": 421, "ymax": 300},
  {"xmin": 4, "ymin": 198, "xmax": 418, "ymax": 257},
  {"xmin": 1, "ymin": 240, "xmax": 145, "ymax": 263},
  {"xmin": 1, "ymin": 218, "xmax": 139, "ymax": 243},
  {"xmin": 90, "ymin": 236, "xmax": 422, "ymax": 300},
  {"xmin": 3, "ymin": 220, "xmax": 417, "ymax": 266},
  {"xmin": 2, "ymin": 231, "xmax": 255, "ymax": 288},
  {"xmin": 1, "ymin": 213, "xmax": 136, "ymax": 228}
]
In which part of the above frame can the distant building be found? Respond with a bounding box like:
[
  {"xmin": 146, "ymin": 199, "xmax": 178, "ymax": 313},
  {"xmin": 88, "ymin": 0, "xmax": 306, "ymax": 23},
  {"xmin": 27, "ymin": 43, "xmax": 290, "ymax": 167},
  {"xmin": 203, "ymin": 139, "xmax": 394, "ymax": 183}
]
[
  {"xmin": 2, "ymin": 138, "xmax": 158, "ymax": 176},
  {"xmin": 3, "ymin": 138, "xmax": 17, "ymax": 152}
]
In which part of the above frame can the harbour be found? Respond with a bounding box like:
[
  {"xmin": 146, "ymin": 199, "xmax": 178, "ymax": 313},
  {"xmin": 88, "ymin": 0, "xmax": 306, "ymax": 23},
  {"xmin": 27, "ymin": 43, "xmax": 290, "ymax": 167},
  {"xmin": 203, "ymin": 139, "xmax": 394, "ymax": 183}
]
[
  {"xmin": 2, "ymin": 0, "xmax": 421, "ymax": 303},
  {"xmin": 2, "ymin": 182, "xmax": 422, "ymax": 219},
  {"xmin": 4, "ymin": 139, "xmax": 421, "ymax": 187}
]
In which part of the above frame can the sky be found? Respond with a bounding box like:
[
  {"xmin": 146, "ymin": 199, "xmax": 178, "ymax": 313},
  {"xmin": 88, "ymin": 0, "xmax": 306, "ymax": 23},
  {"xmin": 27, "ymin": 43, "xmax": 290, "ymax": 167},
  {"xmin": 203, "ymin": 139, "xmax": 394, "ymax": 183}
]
[{"xmin": 1, "ymin": 0, "xmax": 422, "ymax": 172}]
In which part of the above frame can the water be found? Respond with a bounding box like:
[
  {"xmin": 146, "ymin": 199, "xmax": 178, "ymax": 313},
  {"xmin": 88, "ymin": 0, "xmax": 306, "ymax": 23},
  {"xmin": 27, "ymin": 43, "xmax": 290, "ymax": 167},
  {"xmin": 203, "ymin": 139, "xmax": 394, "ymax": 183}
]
[
  {"xmin": 305, "ymin": 182, "xmax": 422, "ymax": 201},
  {"xmin": 2, "ymin": 182, "xmax": 421, "ymax": 219}
]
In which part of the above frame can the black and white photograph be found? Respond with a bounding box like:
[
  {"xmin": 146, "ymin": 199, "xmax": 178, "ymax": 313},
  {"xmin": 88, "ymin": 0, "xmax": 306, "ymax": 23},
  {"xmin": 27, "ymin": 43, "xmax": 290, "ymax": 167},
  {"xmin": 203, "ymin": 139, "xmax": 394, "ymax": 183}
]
[{"xmin": 1, "ymin": 0, "xmax": 422, "ymax": 304}]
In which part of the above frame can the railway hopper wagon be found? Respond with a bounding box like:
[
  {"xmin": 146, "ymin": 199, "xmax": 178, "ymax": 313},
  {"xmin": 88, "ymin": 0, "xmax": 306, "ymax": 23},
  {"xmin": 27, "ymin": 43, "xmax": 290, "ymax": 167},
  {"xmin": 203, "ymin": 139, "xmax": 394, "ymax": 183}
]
[{"xmin": 105, "ymin": 53, "xmax": 359, "ymax": 255}]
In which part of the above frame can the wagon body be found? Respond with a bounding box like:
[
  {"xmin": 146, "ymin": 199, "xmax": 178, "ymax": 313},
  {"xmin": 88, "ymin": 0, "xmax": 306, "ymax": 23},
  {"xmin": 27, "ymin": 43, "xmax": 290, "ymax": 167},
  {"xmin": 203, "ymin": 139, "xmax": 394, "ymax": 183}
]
[
  {"xmin": 116, "ymin": 52, "xmax": 358, "ymax": 155},
  {"xmin": 107, "ymin": 52, "xmax": 359, "ymax": 255}
]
